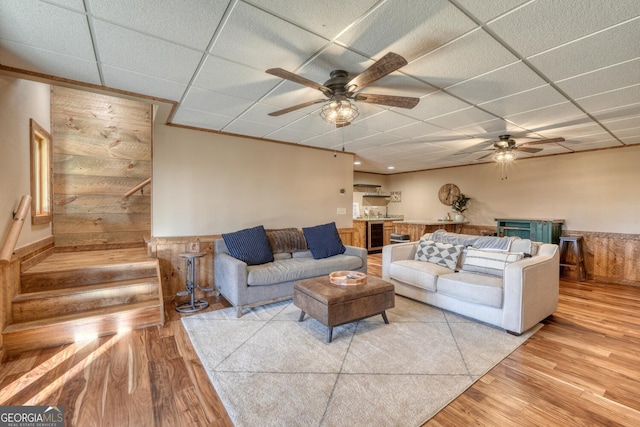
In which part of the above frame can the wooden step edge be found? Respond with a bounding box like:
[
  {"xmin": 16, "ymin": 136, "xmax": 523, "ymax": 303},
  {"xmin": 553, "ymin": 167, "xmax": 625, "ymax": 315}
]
[
  {"xmin": 3, "ymin": 300, "xmax": 162, "ymax": 334},
  {"xmin": 2, "ymin": 303, "xmax": 164, "ymax": 357},
  {"xmin": 13, "ymin": 276, "xmax": 160, "ymax": 302},
  {"xmin": 20, "ymin": 259, "xmax": 159, "ymax": 276}
]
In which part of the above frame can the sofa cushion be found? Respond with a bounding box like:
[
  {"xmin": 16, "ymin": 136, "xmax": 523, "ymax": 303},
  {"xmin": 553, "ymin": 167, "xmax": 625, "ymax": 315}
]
[
  {"xmin": 437, "ymin": 272, "xmax": 504, "ymax": 308},
  {"xmin": 461, "ymin": 248, "xmax": 524, "ymax": 277},
  {"xmin": 266, "ymin": 228, "xmax": 308, "ymax": 254},
  {"xmin": 222, "ymin": 225, "xmax": 274, "ymax": 266},
  {"xmin": 302, "ymin": 222, "xmax": 346, "ymax": 259},
  {"xmin": 389, "ymin": 259, "xmax": 453, "ymax": 292},
  {"xmin": 414, "ymin": 239, "xmax": 463, "ymax": 270},
  {"xmin": 247, "ymin": 255, "xmax": 363, "ymax": 286}
]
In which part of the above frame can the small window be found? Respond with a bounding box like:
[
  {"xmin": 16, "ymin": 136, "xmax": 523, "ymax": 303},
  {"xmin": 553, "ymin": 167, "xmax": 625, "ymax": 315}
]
[{"xmin": 30, "ymin": 119, "xmax": 52, "ymax": 225}]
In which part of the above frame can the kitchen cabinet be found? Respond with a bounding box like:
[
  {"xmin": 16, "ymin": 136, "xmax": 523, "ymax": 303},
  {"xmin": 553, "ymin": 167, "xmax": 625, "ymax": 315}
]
[
  {"xmin": 495, "ymin": 218, "xmax": 564, "ymax": 244},
  {"xmin": 352, "ymin": 220, "xmax": 366, "ymax": 249}
]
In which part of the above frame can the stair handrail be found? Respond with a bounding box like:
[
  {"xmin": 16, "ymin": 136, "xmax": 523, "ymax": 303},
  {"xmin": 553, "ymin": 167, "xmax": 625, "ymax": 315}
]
[
  {"xmin": 124, "ymin": 177, "xmax": 151, "ymax": 198},
  {"xmin": 0, "ymin": 195, "xmax": 32, "ymax": 265}
]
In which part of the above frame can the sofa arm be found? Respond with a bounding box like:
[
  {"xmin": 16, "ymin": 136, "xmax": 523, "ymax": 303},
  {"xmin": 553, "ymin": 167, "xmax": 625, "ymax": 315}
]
[
  {"xmin": 344, "ymin": 245, "xmax": 368, "ymax": 273},
  {"xmin": 502, "ymin": 244, "xmax": 559, "ymax": 334},
  {"xmin": 214, "ymin": 252, "xmax": 249, "ymax": 305},
  {"xmin": 382, "ymin": 242, "xmax": 418, "ymax": 280}
]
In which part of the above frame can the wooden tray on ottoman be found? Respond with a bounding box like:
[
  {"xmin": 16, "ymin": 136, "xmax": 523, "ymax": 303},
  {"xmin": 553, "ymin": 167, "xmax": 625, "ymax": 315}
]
[{"xmin": 293, "ymin": 275, "xmax": 395, "ymax": 342}]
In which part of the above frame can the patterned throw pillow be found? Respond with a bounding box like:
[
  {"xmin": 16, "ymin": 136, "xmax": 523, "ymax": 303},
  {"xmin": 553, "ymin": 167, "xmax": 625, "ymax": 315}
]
[
  {"xmin": 461, "ymin": 248, "xmax": 524, "ymax": 277},
  {"xmin": 265, "ymin": 228, "xmax": 308, "ymax": 254},
  {"xmin": 222, "ymin": 225, "xmax": 274, "ymax": 266},
  {"xmin": 302, "ymin": 222, "xmax": 346, "ymax": 259},
  {"xmin": 414, "ymin": 239, "xmax": 463, "ymax": 270}
]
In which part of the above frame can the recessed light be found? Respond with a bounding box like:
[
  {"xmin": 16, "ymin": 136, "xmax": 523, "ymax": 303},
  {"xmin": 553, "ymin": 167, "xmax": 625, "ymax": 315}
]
[
  {"xmin": 354, "ymin": 161, "xmax": 361, "ymax": 165},
  {"xmin": 387, "ymin": 166, "xmax": 395, "ymax": 170}
]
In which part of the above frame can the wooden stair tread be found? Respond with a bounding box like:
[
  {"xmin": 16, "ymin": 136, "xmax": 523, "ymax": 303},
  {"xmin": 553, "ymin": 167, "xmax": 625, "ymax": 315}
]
[
  {"xmin": 22, "ymin": 247, "xmax": 152, "ymax": 273},
  {"xmin": 3, "ymin": 300, "xmax": 162, "ymax": 333},
  {"xmin": 13, "ymin": 276, "xmax": 159, "ymax": 302}
]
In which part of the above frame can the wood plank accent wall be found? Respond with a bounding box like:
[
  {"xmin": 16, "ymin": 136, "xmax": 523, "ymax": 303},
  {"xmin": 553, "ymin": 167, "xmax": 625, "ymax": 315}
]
[{"xmin": 50, "ymin": 87, "xmax": 152, "ymax": 249}]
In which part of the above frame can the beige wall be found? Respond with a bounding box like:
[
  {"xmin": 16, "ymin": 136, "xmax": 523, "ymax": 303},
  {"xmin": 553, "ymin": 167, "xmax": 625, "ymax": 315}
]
[
  {"xmin": 152, "ymin": 108, "xmax": 355, "ymax": 236},
  {"xmin": 384, "ymin": 146, "xmax": 640, "ymax": 234},
  {"xmin": 0, "ymin": 77, "xmax": 52, "ymax": 250}
]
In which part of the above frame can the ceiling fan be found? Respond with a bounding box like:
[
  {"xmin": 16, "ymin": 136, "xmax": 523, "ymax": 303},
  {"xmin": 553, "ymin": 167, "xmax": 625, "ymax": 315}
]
[
  {"xmin": 476, "ymin": 134, "xmax": 566, "ymax": 162},
  {"xmin": 265, "ymin": 52, "xmax": 419, "ymax": 126}
]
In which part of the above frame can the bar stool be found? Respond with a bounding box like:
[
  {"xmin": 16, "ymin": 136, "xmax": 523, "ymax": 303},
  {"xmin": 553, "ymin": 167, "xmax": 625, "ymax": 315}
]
[
  {"xmin": 176, "ymin": 251, "xmax": 213, "ymax": 313},
  {"xmin": 558, "ymin": 236, "xmax": 586, "ymax": 282}
]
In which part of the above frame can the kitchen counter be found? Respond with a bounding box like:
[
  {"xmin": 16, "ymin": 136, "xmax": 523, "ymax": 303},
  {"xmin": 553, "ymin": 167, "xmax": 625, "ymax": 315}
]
[{"xmin": 393, "ymin": 219, "xmax": 467, "ymax": 241}]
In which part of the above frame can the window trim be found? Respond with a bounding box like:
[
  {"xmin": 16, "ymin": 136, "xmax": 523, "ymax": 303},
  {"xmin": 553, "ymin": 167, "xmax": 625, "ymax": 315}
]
[{"xmin": 29, "ymin": 118, "xmax": 53, "ymax": 225}]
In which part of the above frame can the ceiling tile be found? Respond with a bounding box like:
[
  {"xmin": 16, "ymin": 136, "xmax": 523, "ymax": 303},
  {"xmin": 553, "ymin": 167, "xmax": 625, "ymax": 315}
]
[
  {"xmin": 403, "ymin": 29, "xmax": 519, "ymax": 89},
  {"xmin": 265, "ymin": 126, "xmax": 317, "ymax": 143},
  {"xmin": 0, "ymin": 41, "xmax": 101, "ymax": 85},
  {"xmin": 209, "ymin": 1, "xmax": 328, "ymax": 71},
  {"xmin": 556, "ymin": 58, "xmax": 640, "ymax": 99},
  {"xmin": 455, "ymin": 0, "xmax": 530, "ymax": 23},
  {"xmin": 529, "ymin": 17, "xmax": 640, "ymax": 82},
  {"xmin": 193, "ymin": 55, "xmax": 278, "ymax": 101},
  {"xmin": 222, "ymin": 118, "xmax": 281, "ymax": 139},
  {"xmin": 389, "ymin": 121, "xmax": 448, "ymax": 139},
  {"xmin": 426, "ymin": 106, "xmax": 497, "ymax": 129},
  {"xmin": 101, "ymin": 65, "xmax": 187, "ymax": 101},
  {"xmin": 576, "ymin": 84, "xmax": 640, "ymax": 113},
  {"xmin": 94, "ymin": 21, "xmax": 203, "ymax": 83},
  {"xmin": 446, "ymin": 61, "xmax": 547, "ymax": 105},
  {"xmin": 402, "ymin": 91, "xmax": 471, "ymax": 120},
  {"xmin": 488, "ymin": 0, "xmax": 640, "ymax": 57},
  {"xmin": 238, "ymin": 102, "xmax": 307, "ymax": 127},
  {"xmin": 505, "ymin": 102, "xmax": 592, "ymax": 133},
  {"xmin": 181, "ymin": 86, "xmax": 255, "ymax": 119},
  {"xmin": 479, "ymin": 85, "xmax": 568, "ymax": 117},
  {"xmin": 172, "ymin": 107, "xmax": 235, "ymax": 130},
  {"xmin": 353, "ymin": 111, "xmax": 417, "ymax": 132},
  {"xmin": 89, "ymin": 0, "xmax": 228, "ymax": 50},
  {"xmin": 337, "ymin": 0, "xmax": 477, "ymax": 62},
  {"xmin": 248, "ymin": 0, "xmax": 379, "ymax": 39}
]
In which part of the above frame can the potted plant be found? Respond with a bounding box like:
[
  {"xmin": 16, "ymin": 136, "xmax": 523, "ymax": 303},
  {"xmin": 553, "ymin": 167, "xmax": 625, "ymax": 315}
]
[{"xmin": 451, "ymin": 193, "xmax": 470, "ymax": 222}]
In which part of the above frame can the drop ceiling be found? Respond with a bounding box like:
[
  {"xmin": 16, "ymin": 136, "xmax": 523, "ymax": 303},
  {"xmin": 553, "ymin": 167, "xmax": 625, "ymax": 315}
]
[{"xmin": 1, "ymin": 0, "xmax": 638, "ymax": 174}]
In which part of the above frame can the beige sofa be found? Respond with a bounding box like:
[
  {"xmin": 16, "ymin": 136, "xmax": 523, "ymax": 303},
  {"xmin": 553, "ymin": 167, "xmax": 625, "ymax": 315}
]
[{"xmin": 382, "ymin": 231, "xmax": 559, "ymax": 334}]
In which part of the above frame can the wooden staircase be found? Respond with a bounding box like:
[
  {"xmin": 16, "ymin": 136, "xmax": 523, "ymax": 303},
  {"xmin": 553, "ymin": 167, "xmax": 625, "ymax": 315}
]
[{"xmin": 2, "ymin": 248, "xmax": 164, "ymax": 357}]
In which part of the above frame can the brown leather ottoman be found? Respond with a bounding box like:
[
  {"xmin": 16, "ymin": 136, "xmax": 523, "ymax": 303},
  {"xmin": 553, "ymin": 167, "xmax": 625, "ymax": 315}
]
[{"xmin": 294, "ymin": 275, "xmax": 395, "ymax": 342}]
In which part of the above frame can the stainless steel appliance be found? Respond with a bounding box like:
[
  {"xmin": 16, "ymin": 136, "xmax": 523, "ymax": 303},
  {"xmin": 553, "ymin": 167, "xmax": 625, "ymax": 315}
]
[{"xmin": 367, "ymin": 221, "xmax": 385, "ymax": 252}]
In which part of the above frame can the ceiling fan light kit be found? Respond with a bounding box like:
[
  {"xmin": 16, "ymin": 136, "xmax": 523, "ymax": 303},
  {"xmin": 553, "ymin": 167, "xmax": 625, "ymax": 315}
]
[
  {"xmin": 320, "ymin": 97, "xmax": 359, "ymax": 125},
  {"xmin": 266, "ymin": 52, "xmax": 419, "ymax": 126}
]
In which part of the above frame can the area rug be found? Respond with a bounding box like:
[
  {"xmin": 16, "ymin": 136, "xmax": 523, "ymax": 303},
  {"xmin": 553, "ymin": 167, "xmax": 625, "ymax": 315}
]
[{"xmin": 182, "ymin": 296, "xmax": 541, "ymax": 426}]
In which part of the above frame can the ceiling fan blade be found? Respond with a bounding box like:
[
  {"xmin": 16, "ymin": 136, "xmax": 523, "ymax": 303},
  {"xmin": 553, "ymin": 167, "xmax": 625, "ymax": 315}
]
[
  {"xmin": 518, "ymin": 147, "xmax": 543, "ymax": 154},
  {"xmin": 267, "ymin": 99, "xmax": 326, "ymax": 116},
  {"xmin": 353, "ymin": 93, "xmax": 419, "ymax": 109},
  {"xmin": 266, "ymin": 68, "xmax": 332, "ymax": 95},
  {"xmin": 345, "ymin": 52, "xmax": 408, "ymax": 95},
  {"xmin": 519, "ymin": 137, "xmax": 565, "ymax": 146},
  {"xmin": 477, "ymin": 151, "xmax": 496, "ymax": 160}
]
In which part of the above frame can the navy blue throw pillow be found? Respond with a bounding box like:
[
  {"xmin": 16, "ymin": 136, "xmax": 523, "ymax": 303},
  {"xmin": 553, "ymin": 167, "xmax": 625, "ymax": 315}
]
[
  {"xmin": 302, "ymin": 222, "xmax": 346, "ymax": 259},
  {"xmin": 222, "ymin": 225, "xmax": 274, "ymax": 265}
]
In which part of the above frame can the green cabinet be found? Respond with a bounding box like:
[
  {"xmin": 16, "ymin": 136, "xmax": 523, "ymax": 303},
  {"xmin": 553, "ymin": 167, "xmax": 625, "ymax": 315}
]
[{"xmin": 495, "ymin": 218, "xmax": 564, "ymax": 244}]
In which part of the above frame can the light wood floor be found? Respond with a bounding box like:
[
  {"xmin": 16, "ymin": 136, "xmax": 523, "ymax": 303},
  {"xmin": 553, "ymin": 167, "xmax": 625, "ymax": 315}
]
[{"xmin": 1, "ymin": 254, "xmax": 639, "ymax": 426}]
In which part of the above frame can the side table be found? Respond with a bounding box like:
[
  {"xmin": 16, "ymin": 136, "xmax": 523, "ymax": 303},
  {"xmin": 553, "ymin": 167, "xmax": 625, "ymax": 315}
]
[{"xmin": 176, "ymin": 251, "xmax": 212, "ymax": 313}]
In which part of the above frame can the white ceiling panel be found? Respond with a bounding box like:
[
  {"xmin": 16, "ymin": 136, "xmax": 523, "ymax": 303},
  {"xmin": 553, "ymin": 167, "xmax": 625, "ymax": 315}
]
[
  {"xmin": 337, "ymin": 0, "xmax": 476, "ymax": 62},
  {"xmin": 0, "ymin": 1, "xmax": 95, "ymax": 59},
  {"xmin": 1, "ymin": 0, "xmax": 637, "ymax": 174},
  {"xmin": 0, "ymin": 41, "xmax": 101, "ymax": 85},
  {"xmin": 531, "ymin": 17, "xmax": 640, "ymax": 82},
  {"xmin": 454, "ymin": 0, "xmax": 530, "ymax": 23},
  {"xmin": 209, "ymin": 1, "xmax": 328, "ymax": 71},
  {"xmin": 446, "ymin": 61, "xmax": 548, "ymax": 105},
  {"xmin": 488, "ymin": 0, "xmax": 640, "ymax": 57},
  {"xmin": 94, "ymin": 21, "xmax": 203, "ymax": 84},
  {"xmin": 102, "ymin": 65, "xmax": 187, "ymax": 101},
  {"xmin": 403, "ymin": 29, "xmax": 519, "ymax": 88},
  {"xmin": 89, "ymin": 0, "xmax": 229, "ymax": 51},
  {"xmin": 479, "ymin": 85, "xmax": 568, "ymax": 117},
  {"xmin": 556, "ymin": 58, "xmax": 640, "ymax": 99}
]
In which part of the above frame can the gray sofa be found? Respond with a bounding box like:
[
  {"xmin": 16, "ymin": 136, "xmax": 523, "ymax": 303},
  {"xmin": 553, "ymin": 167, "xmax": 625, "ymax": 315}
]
[
  {"xmin": 214, "ymin": 227, "xmax": 367, "ymax": 317},
  {"xmin": 382, "ymin": 230, "xmax": 559, "ymax": 334}
]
